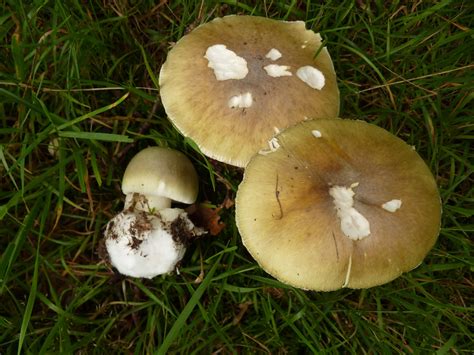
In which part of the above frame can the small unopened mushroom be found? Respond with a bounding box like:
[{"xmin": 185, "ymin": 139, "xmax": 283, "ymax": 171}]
[
  {"xmin": 104, "ymin": 147, "xmax": 204, "ymax": 278},
  {"xmin": 236, "ymin": 119, "xmax": 442, "ymax": 291}
]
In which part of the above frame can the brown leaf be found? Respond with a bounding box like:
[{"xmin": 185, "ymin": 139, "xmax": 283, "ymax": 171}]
[
  {"xmin": 221, "ymin": 194, "xmax": 234, "ymax": 209},
  {"xmin": 232, "ymin": 301, "xmax": 253, "ymax": 325},
  {"xmin": 186, "ymin": 203, "xmax": 226, "ymax": 236},
  {"xmin": 262, "ymin": 287, "xmax": 285, "ymax": 299}
]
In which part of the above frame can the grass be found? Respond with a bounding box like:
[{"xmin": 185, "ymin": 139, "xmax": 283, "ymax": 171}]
[{"xmin": 0, "ymin": 0, "xmax": 473, "ymax": 353}]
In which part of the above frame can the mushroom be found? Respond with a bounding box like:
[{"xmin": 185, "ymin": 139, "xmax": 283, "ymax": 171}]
[
  {"xmin": 104, "ymin": 147, "xmax": 204, "ymax": 278},
  {"xmin": 159, "ymin": 15, "xmax": 339, "ymax": 167},
  {"xmin": 235, "ymin": 119, "xmax": 441, "ymax": 291}
]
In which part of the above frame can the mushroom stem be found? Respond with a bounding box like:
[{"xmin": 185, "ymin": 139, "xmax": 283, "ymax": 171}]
[{"xmin": 124, "ymin": 193, "xmax": 172, "ymax": 212}]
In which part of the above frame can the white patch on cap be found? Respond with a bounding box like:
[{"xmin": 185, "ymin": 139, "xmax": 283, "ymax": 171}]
[
  {"xmin": 204, "ymin": 44, "xmax": 248, "ymax": 81},
  {"xmin": 273, "ymin": 126, "xmax": 280, "ymax": 134},
  {"xmin": 259, "ymin": 137, "xmax": 280, "ymax": 155},
  {"xmin": 228, "ymin": 92, "xmax": 253, "ymax": 108},
  {"xmin": 382, "ymin": 199, "xmax": 402, "ymax": 212},
  {"xmin": 263, "ymin": 64, "xmax": 292, "ymax": 77},
  {"xmin": 296, "ymin": 66, "xmax": 325, "ymax": 90},
  {"xmin": 312, "ymin": 130, "xmax": 322, "ymax": 138},
  {"xmin": 329, "ymin": 184, "xmax": 371, "ymax": 240},
  {"xmin": 268, "ymin": 137, "xmax": 280, "ymax": 151},
  {"xmin": 265, "ymin": 48, "xmax": 282, "ymax": 61}
]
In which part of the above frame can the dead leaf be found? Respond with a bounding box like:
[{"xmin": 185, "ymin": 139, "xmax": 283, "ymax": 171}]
[
  {"xmin": 262, "ymin": 287, "xmax": 285, "ymax": 299},
  {"xmin": 186, "ymin": 203, "xmax": 225, "ymax": 236},
  {"xmin": 221, "ymin": 194, "xmax": 234, "ymax": 209},
  {"xmin": 232, "ymin": 301, "xmax": 253, "ymax": 325}
]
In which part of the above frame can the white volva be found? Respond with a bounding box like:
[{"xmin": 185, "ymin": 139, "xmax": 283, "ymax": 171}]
[
  {"xmin": 382, "ymin": 199, "xmax": 402, "ymax": 212},
  {"xmin": 105, "ymin": 208, "xmax": 196, "ymax": 278},
  {"xmin": 263, "ymin": 64, "xmax": 292, "ymax": 77},
  {"xmin": 329, "ymin": 184, "xmax": 371, "ymax": 240},
  {"xmin": 265, "ymin": 48, "xmax": 282, "ymax": 61},
  {"xmin": 296, "ymin": 66, "xmax": 325, "ymax": 90},
  {"xmin": 228, "ymin": 92, "xmax": 253, "ymax": 108},
  {"xmin": 204, "ymin": 44, "xmax": 248, "ymax": 80}
]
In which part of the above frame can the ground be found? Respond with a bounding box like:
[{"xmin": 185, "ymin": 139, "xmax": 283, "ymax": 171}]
[{"xmin": 0, "ymin": 1, "xmax": 472, "ymax": 353}]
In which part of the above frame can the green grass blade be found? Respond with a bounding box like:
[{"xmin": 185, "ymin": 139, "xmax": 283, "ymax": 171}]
[
  {"xmin": 156, "ymin": 258, "xmax": 221, "ymax": 354},
  {"xmin": 17, "ymin": 191, "xmax": 52, "ymax": 354},
  {"xmin": 55, "ymin": 92, "xmax": 130, "ymax": 131},
  {"xmin": 0, "ymin": 199, "xmax": 41, "ymax": 295},
  {"xmin": 57, "ymin": 131, "xmax": 133, "ymax": 142},
  {"xmin": 137, "ymin": 43, "xmax": 160, "ymax": 89}
]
